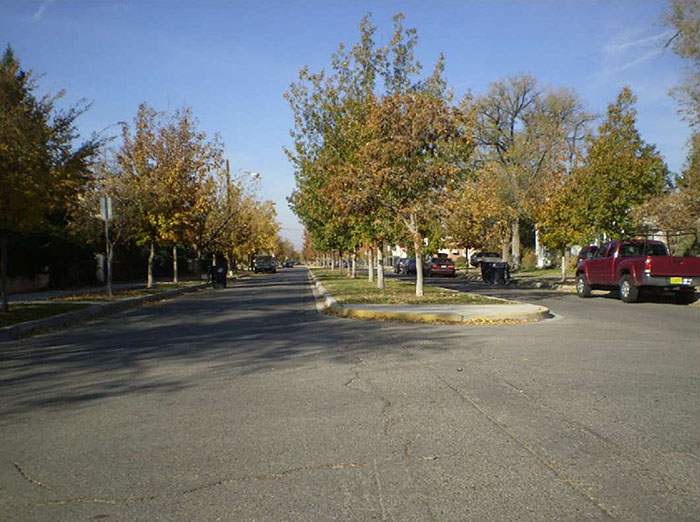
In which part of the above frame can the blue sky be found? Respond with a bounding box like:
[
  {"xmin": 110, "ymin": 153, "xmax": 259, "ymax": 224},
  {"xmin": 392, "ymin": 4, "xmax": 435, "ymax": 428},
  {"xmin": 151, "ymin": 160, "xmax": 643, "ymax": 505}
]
[{"xmin": 1, "ymin": 1, "xmax": 690, "ymax": 248}]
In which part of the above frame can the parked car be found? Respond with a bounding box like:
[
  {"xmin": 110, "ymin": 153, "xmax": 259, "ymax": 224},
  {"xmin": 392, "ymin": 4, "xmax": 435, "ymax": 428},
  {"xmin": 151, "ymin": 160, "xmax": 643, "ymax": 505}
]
[
  {"xmin": 576, "ymin": 245, "xmax": 598, "ymax": 264},
  {"xmin": 404, "ymin": 258, "xmax": 432, "ymax": 276},
  {"xmin": 470, "ymin": 251, "xmax": 502, "ymax": 268},
  {"xmin": 254, "ymin": 255, "xmax": 277, "ymax": 274},
  {"xmin": 428, "ymin": 257, "xmax": 456, "ymax": 277},
  {"xmin": 576, "ymin": 239, "xmax": 700, "ymax": 303},
  {"xmin": 393, "ymin": 257, "xmax": 408, "ymax": 274},
  {"xmin": 283, "ymin": 261, "xmax": 295, "ymax": 268}
]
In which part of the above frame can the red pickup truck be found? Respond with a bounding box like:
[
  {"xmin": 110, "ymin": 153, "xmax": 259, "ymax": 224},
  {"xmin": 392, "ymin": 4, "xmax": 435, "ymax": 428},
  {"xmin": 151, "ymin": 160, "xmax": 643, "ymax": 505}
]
[{"xmin": 576, "ymin": 239, "xmax": 700, "ymax": 303}]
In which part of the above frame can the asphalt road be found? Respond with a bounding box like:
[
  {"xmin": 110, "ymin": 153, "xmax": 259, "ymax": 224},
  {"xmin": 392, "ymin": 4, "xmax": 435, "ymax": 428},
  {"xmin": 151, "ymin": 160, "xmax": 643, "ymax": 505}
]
[{"xmin": 1, "ymin": 268, "xmax": 698, "ymax": 521}]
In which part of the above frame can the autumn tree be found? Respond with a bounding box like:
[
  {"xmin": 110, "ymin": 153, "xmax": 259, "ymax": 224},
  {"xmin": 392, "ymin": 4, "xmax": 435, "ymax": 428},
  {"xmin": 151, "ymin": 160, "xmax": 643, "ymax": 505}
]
[
  {"xmin": 116, "ymin": 104, "xmax": 221, "ymax": 287},
  {"xmin": 0, "ymin": 46, "xmax": 100, "ymax": 311},
  {"xmin": 658, "ymin": 0, "xmax": 700, "ymax": 253},
  {"xmin": 446, "ymin": 165, "xmax": 511, "ymax": 254},
  {"xmin": 574, "ymin": 88, "xmax": 668, "ymax": 239},
  {"xmin": 539, "ymin": 87, "xmax": 669, "ymax": 266},
  {"xmin": 361, "ymin": 90, "xmax": 472, "ymax": 295},
  {"xmin": 665, "ymin": 0, "xmax": 700, "ymax": 129},
  {"xmin": 156, "ymin": 108, "xmax": 223, "ymax": 282},
  {"xmin": 472, "ymin": 74, "xmax": 592, "ymax": 269},
  {"xmin": 287, "ymin": 13, "xmax": 458, "ymax": 292}
]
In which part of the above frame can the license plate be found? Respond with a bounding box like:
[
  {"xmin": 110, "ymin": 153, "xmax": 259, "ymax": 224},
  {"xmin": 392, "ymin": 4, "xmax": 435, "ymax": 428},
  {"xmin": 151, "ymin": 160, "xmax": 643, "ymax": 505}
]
[
  {"xmin": 670, "ymin": 277, "xmax": 683, "ymax": 284},
  {"xmin": 441, "ymin": 265, "xmax": 447, "ymax": 269}
]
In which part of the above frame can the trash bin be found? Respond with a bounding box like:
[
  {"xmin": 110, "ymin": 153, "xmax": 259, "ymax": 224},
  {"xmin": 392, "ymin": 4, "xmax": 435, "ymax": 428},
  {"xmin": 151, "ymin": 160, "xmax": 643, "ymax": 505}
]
[{"xmin": 481, "ymin": 261, "xmax": 510, "ymax": 285}]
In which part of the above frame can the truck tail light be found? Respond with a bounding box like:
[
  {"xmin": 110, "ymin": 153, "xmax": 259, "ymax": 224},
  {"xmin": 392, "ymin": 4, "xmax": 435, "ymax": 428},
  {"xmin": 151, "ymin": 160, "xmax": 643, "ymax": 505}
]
[{"xmin": 645, "ymin": 256, "xmax": 652, "ymax": 275}]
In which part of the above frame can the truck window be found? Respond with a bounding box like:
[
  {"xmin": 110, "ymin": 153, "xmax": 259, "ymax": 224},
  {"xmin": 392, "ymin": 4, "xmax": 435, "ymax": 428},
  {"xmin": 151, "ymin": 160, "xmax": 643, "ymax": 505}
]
[
  {"xmin": 595, "ymin": 242, "xmax": 611, "ymax": 258},
  {"xmin": 619, "ymin": 242, "xmax": 644, "ymax": 257},
  {"xmin": 644, "ymin": 243, "xmax": 669, "ymax": 256}
]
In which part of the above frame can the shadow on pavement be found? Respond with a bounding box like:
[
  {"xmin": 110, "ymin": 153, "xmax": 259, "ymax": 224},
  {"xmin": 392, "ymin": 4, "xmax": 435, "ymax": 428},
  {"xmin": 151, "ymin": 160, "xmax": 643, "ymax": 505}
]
[{"xmin": 0, "ymin": 270, "xmax": 494, "ymax": 419}]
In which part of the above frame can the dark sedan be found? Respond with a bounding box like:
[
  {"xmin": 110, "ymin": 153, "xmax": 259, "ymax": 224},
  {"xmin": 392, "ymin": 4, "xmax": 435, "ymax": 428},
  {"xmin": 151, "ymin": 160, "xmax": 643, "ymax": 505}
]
[{"xmin": 404, "ymin": 258, "xmax": 432, "ymax": 276}]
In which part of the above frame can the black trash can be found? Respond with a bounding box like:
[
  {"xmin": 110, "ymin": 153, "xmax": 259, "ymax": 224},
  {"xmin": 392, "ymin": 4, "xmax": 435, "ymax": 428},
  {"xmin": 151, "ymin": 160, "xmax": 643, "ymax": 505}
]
[
  {"xmin": 481, "ymin": 261, "xmax": 495, "ymax": 284},
  {"xmin": 481, "ymin": 261, "xmax": 510, "ymax": 285}
]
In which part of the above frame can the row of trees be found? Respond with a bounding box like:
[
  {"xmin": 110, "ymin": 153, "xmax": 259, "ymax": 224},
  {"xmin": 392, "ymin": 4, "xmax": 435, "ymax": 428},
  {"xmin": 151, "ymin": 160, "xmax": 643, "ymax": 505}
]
[
  {"xmin": 287, "ymin": 7, "xmax": 699, "ymax": 296},
  {"xmin": 75, "ymin": 103, "xmax": 282, "ymax": 289},
  {"xmin": 0, "ymin": 46, "xmax": 286, "ymax": 312}
]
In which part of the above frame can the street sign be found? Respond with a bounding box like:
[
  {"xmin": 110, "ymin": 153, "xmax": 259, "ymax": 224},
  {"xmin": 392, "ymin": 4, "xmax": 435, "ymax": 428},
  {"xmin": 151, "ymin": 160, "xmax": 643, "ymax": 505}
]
[{"xmin": 100, "ymin": 195, "xmax": 113, "ymax": 221}]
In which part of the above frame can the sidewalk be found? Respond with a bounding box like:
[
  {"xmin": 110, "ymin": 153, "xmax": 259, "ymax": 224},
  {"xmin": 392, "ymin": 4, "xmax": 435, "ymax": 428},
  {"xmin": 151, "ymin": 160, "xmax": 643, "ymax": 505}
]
[{"xmin": 309, "ymin": 271, "xmax": 552, "ymax": 325}]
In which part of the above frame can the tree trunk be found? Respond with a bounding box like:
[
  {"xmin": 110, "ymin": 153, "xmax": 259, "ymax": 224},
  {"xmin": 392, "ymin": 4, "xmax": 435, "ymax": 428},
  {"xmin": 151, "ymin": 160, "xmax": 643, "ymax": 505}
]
[
  {"xmin": 376, "ymin": 242, "xmax": 385, "ymax": 290},
  {"xmin": 351, "ymin": 251, "xmax": 356, "ymax": 279},
  {"xmin": 413, "ymin": 236, "xmax": 424, "ymax": 297},
  {"xmin": 368, "ymin": 247, "xmax": 374, "ymax": 283},
  {"xmin": 511, "ymin": 217, "xmax": 521, "ymax": 270},
  {"xmin": 411, "ymin": 213, "xmax": 424, "ymax": 297},
  {"xmin": 560, "ymin": 248, "xmax": 570, "ymax": 283},
  {"xmin": 501, "ymin": 226, "xmax": 511, "ymax": 265},
  {"xmin": 172, "ymin": 245, "xmax": 179, "ymax": 283},
  {"xmin": 147, "ymin": 241, "xmax": 156, "ymax": 288},
  {"xmin": 330, "ymin": 252, "xmax": 335, "ymax": 271},
  {"xmin": 534, "ymin": 225, "xmax": 545, "ymax": 269},
  {"xmin": 195, "ymin": 248, "xmax": 203, "ymax": 280},
  {"xmin": 1, "ymin": 233, "xmax": 9, "ymax": 313}
]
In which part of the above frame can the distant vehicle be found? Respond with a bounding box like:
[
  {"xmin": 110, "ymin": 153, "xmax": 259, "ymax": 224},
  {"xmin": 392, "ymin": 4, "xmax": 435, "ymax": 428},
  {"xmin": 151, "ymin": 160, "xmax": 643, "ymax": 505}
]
[
  {"xmin": 283, "ymin": 261, "xmax": 295, "ymax": 268},
  {"xmin": 470, "ymin": 251, "xmax": 501, "ymax": 268},
  {"xmin": 404, "ymin": 258, "xmax": 432, "ymax": 276},
  {"xmin": 393, "ymin": 257, "xmax": 408, "ymax": 274},
  {"xmin": 576, "ymin": 239, "xmax": 700, "ymax": 303},
  {"xmin": 428, "ymin": 257, "xmax": 456, "ymax": 277},
  {"xmin": 576, "ymin": 245, "xmax": 598, "ymax": 264},
  {"xmin": 254, "ymin": 255, "xmax": 277, "ymax": 274}
]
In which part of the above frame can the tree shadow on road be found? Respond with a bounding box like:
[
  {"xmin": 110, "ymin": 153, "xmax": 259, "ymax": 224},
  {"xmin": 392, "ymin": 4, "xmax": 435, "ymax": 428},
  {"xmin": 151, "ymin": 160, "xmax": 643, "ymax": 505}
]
[{"xmin": 0, "ymin": 271, "xmax": 500, "ymax": 420}]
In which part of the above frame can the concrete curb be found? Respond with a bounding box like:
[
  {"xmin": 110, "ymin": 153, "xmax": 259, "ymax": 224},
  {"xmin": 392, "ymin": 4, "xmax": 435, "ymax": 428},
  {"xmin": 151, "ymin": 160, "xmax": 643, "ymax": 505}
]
[
  {"xmin": 456, "ymin": 273, "xmax": 576, "ymax": 292},
  {"xmin": 0, "ymin": 283, "xmax": 209, "ymax": 342},
  {"xmin": 307, "ymin": 270, "xmax": 551, "ymax": 325}
]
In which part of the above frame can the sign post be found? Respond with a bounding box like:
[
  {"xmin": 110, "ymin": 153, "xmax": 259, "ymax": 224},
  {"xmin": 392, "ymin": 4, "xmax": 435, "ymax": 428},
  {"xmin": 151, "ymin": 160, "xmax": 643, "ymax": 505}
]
[{"xmin": 100, "ymin": 195, "xmax": 113, "ymax": 297}]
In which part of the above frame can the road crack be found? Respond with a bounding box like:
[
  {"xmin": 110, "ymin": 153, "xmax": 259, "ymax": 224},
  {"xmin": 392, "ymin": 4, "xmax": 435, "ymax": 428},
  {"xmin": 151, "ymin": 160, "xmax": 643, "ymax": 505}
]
[
  {"xmin": 423, "ymin": 365, "xmax": 619, "ymax": 521},
  {"xmin": 12, "ymin": 462, "xmax": 55, "ymax": 492},
  {"xmin": 6, "ymin": 455, "xmax": 444, "ymax": 510}
]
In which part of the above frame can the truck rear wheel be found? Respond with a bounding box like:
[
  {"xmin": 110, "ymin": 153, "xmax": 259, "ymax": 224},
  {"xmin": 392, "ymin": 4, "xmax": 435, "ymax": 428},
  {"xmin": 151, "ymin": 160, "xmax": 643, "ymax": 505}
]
[
  {"xmin": 576, "ymin": 273, "xmax": 591, "ymax": 298},
  {"xmin": 619, "ymin": 275, "xmax": 639, "ymax": 303},
  {"xmin": 675, "ymin": 291, "xmax": 696, "ymax": 305}
]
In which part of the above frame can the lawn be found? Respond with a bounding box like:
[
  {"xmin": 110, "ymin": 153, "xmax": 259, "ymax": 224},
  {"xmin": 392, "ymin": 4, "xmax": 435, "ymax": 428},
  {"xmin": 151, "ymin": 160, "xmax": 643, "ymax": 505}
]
[
  {"xmin": 312, "ymin": 270, "xmax": 509, "ymax": 305},
  {"xmin": 0, "ymin": 302, "xmax": 92, "ymax": 328},
  {"xmin": 53, "ymin": 282, "xmax": 203, "ymax": 302}
]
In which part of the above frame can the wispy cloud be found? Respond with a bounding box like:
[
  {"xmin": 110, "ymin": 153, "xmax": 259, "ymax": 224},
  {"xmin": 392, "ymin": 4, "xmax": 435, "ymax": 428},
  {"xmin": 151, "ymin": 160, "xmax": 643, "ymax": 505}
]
[
  {"xmin": 603, "ymin": 30, "xmax": 674, "ymax": 55},
  {"xmin": 33, "ymin": 1, "xmax": 54, "ymax": 22},
  {"xmin": 587, "ymin": 29, "xmax": 675, "ymax": 89},
  {"xmin": 618, "ymin": 48, "xmax": 664, "ymax": 72}
]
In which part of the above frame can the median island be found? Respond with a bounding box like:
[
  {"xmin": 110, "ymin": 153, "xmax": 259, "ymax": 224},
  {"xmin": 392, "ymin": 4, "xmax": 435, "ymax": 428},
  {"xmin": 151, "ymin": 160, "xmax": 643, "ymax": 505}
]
[
  {"xmin": 309, "ymin": 269, "xmax": 552, "ymax": 325},
  {"xmin": 312, "ymin": 269, "xmax": 507, "ymax": 305}
]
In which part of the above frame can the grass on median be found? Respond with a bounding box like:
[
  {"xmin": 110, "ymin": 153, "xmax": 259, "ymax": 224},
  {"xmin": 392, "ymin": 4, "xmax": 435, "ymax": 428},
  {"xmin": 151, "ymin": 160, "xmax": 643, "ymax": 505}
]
[
  {"xmin": 312, "ymin": 269, "xmax": 509, "ymax": 305},
  {"xmin": 0, "ymin": 302, "xmax": 92, "ymax": 328}
]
